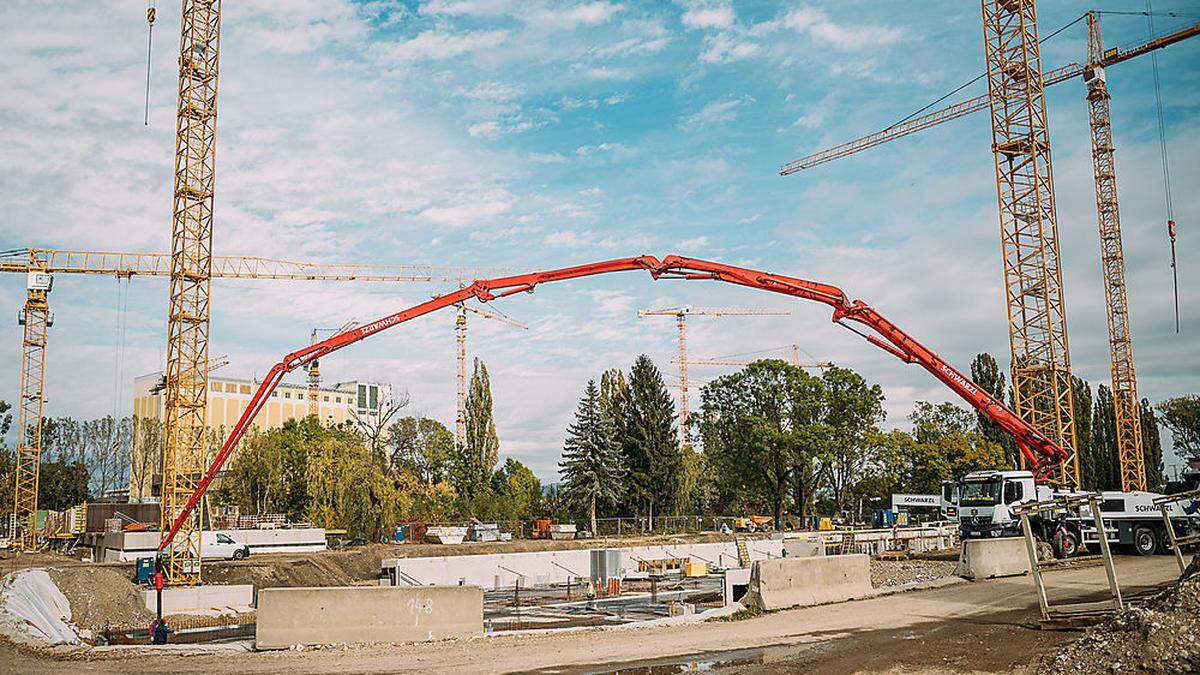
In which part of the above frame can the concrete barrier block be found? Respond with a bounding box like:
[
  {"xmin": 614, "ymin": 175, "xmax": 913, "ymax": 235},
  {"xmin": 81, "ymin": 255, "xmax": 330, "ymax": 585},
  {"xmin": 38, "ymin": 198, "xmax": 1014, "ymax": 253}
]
[
  {"xmin": 744, "ymin": 554, "xmax": 872, "ymax": 611},
  {"xmin": 955, "ymin": 537, "xmax": 1030, "ymax": 580},
  {"xmin": 255, "ymin": 585, "xmax": 483, "ymax": 650},
  {"xmin": 139, "ymin": 584, "xmax": 254, "ymax": 613}
]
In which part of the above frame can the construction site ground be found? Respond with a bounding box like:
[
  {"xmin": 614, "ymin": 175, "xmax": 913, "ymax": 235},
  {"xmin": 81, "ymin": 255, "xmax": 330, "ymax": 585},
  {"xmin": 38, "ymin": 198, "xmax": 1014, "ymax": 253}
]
[{"xmin": 0, "ymin": 552, "xmax": 1183, "ymax": 674}]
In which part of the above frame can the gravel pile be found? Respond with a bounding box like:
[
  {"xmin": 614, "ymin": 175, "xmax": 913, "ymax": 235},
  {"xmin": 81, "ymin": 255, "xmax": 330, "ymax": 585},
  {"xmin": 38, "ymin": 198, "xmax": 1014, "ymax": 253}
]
[
  {"xmin": 869, "ymin": 558, "xmax": 958, "ymax": 589},
  {"xmin": 1040, "ymin": 555, "xmax": 1200, "ymax": 674}
]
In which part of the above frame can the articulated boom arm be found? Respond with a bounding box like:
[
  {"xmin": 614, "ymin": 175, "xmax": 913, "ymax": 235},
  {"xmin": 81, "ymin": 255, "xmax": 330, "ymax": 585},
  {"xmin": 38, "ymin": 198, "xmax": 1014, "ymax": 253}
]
[{"xmin": 159, "ymin": 254, "xmax": 1067, "ymax": 552}]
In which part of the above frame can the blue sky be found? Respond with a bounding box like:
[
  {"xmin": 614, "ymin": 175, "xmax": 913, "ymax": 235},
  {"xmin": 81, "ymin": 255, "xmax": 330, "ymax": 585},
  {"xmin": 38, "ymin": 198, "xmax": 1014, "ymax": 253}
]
[{"xmin": 1, "ymin": 1, "xmax": 1197, "ymax": 482}]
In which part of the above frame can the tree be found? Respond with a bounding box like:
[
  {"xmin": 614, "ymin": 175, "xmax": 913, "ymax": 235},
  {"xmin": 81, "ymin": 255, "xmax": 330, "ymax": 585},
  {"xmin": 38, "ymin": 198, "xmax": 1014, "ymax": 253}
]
[
  {"xmin": 699, "ymin": 360, "xmax": 825, "ymax": 527},
  {"xmin": 1090, "ymin": 385, "xmax": 1120, "ymax": 490},
  {"xmin": 455, "ymin": 358, "xmax": 499, "ymax": 500},
  {"xmin": 387, "ymin": 416, "xmax": 453, "ymax": 483},
  {"xmin": 1141, "ymin": 398, "xmax": 1164, "ymax": 491},
  {"xmin": 970, "ymin": 353, "xmax": 1017, "ymax": 468},
  {"xmin": 624, "ymin": 355, "xmax": 682, "ymax": 522},
  {"xmin": 493, "ymin": 458, "xmax": 543, "ymax": 523},
  {"xmin": 892, "ymin": 401, "xmax": 1007, "ymax": 495},
  {"xmin": 560, "ymin": 380, "xmax": 624, "ymax": 534},
  {"xmin": 1158, "ymin": 395, "xmax": 1200, "ymax": 462},
  {"xmin": 129, "ymin": 416, "xmax": 162, "ymax": 501},
  {"xmin": 38, "ymin": 460, "xmax": 90, "ymax": 510},
  {"xmin": 353, "ymin": 389, "xmax": 410, "ymax": 462},
  {"xmin": 819, "ymin": 366, "xmax": 885, "ymax": 512},
  {"xmin": 1070, "ymin": 377, "xmax": 1099, "ymax": 489}
]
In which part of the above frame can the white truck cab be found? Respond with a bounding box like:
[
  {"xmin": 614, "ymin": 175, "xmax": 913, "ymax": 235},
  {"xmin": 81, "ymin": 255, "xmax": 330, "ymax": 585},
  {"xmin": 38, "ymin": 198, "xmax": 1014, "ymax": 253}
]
[{"xmin": 956, "ymin": 469, "xmax": 1200, "ymax": 558}]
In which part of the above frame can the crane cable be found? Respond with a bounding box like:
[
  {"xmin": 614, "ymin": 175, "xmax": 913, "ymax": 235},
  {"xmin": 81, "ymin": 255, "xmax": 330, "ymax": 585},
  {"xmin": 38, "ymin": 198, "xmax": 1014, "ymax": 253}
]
[
  {"xmin": 1145, "ymin": 1, "xmax": 1180, "ymax": 333},
  {"xmin": 144, "ymin": 2, "xmax": 156, "ymax": 126}
]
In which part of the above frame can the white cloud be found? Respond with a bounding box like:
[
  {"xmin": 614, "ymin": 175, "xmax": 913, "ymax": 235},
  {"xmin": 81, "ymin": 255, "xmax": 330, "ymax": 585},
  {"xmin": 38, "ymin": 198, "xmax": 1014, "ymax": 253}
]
[
  {"xmin": 528, "ymin": 152, "xmax": 567, "ymax": 164},
  {"xmin": 375, "ymin": 29, "xmax": 509, "ymax": 63},
  {"xmin": 680, "ymin": 94, "xmax": 755, "ymax": 129},
  {"xmin": 528, "ymin": 2, "xmax": 623, "ymax": 29},
  {"xmin": 678, "ymin": 235, "xmax": 709, "ymax": 249},
  {"xmin": 783, "ymin": 7, "xmax": 901, "ymax": 51},
  {"xmin": 458, "ymin": 81, "xmax": 524, "ymax": 101},
  {"xmin": 699, "ymin": 32, "xmax": 761, "ymax": 64},
  {"xmin": 680, "ymin": 3, "xmax": 735, "ymax": 30},
  {"xmin": 419, "ymin": 199, "xmax": 512, "ymax": 226},
  {"xmin": 421, "ymin": 0, "xmax": 514, "ymax": 16}
]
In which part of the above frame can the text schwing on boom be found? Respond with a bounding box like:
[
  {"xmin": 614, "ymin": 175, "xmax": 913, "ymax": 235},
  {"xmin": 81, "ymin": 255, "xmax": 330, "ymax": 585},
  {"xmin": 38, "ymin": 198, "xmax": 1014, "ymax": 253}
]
[{"xmin": 158, "ymin": 254, "xmax": 1068, "ymax": 551}]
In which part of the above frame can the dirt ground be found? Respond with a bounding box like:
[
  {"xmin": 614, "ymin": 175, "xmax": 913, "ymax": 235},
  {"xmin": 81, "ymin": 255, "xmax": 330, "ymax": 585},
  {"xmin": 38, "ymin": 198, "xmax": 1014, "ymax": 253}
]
[{"xmin": 0, "ymin": 554, "xmax": 1181, "ymax": 674}]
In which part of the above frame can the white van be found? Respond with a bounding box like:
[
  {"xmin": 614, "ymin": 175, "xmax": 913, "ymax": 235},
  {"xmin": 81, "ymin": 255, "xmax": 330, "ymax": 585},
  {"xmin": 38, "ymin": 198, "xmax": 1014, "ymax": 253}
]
[{"xmin": 203, "ymin": 531, "xmax": 251, "ymax": 560}]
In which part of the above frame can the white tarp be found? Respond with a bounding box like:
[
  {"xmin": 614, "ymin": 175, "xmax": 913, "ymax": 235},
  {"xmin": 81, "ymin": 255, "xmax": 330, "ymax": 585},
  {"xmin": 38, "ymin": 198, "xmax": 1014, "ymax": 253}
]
[{"xmin": 0, "ymin": 569, "xmax": 80, "ymax": 646}]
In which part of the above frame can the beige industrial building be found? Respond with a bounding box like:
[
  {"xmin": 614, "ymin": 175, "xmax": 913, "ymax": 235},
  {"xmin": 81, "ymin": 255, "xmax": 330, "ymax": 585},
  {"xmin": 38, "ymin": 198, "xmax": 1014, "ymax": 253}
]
[
  {"xmin": 128, "ymin": 372, "xmax": 390, "ymax": 500},
  {"xmin": 132, "ymin": 372, "xmax": 390, "ymax": 430}
]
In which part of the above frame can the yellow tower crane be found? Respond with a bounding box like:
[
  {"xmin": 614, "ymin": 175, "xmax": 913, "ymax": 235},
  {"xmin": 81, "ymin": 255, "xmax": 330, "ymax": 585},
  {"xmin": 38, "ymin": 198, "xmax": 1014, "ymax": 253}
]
[
  {"xmin": 980, "ymin": 0, "xmax": 1078, "ymax": 486},
  {"xmin": 780, "ymin": 12, "xmax": 1199, "ymax": 489},
  {"xmin": 1084, "ymin": 11, "xmax": 1145, "ymax": 492},
  {"xmin": 638, "ymin": 307, "xmax": 791, "ymax": 443},
  {"xmin": 672, "ymin": 344, "xmax": 833, "ymax": 370},
  {"xmin": 308, "ymin": 320, "xmax": 358, "ymax": 419},
  {"xmin": 161, "ymin": 0, "xmax": 224, "ymax": 584},
  {"xmin": 0, "ymin": 247, "xmax": 487, "ymax": 551},
  {"xmin": 452, "ymin": 304, "xmax": 527, "ymax": 450}
]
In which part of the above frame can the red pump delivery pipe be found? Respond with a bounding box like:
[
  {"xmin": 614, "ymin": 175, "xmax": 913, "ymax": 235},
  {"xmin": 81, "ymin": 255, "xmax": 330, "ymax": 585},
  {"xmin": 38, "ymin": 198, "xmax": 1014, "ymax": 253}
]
[{"xmin": 158, "ymin": 254, "xmax": 1067, "ymax": 553}]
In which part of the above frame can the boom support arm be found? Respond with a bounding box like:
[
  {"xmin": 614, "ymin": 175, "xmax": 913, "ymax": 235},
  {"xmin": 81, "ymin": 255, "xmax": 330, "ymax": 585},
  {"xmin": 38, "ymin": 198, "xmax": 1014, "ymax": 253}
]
[{"xmin": 158, "ymin": 254, "xmax": 1067, "ymax": 552}]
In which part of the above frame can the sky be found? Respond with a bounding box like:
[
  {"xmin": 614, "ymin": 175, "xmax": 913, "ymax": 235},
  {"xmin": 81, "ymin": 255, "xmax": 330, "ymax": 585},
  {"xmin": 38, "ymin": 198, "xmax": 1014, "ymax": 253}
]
[{"xmin": 0, "ymin": 1, "xmax": 1197, "ymax": 483}]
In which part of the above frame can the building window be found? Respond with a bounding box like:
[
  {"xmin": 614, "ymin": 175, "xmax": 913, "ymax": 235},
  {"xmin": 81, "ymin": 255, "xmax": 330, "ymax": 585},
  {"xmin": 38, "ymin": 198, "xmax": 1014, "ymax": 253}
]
[
  {"xmin": 240, "ymin": 385, "xmax": 251, "ymax": 394},
  {"xmin": 335, "ymin": 396, "xmax": 341, "ymax": 403},
  {"xmin": 369, "ymin": 385, "xmax": 378, "ymax": 411},
  {"xmin": 271, "ymin": 392, "xmax": 278, "ymax": 397},
  {"xmin": 323, "ymin": 395, "xmax": 329, "ymax": 402},
  {"xmin": 358, "ymin": 384, "xmax": 367, "ymax": 410}
]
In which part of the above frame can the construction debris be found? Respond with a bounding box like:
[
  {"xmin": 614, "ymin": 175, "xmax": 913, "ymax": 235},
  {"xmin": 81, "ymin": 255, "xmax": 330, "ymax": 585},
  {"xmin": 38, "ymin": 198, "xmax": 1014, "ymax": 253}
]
[
  {"xmin": 1040, "ymin": 555, "xmax": 1200, "ymax": 674},
  {"xmin": 870, "ymin": 558, "xmax": 958, "ymax": 589}
]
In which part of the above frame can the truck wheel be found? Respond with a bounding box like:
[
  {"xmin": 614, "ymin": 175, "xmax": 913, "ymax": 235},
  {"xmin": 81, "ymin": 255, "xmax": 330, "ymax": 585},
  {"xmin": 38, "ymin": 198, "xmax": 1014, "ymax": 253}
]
[
  {"xmin": 1052, "ymin": 529, "xmax": 1079, "ymax": 559},
  {"xmin": 1133, "ymin": 526, "xmax": 1158, "ymax": 557},
  {"xmin": 232, "ymin": 548, "xmax": 248, "ymax": 560}
]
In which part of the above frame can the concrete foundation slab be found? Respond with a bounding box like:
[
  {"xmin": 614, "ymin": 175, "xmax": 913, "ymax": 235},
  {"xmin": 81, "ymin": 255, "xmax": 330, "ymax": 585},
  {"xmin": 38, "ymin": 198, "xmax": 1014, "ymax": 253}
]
[
  {"xmin": 255, "ymin": 585, "xmax": 482, "ymax": 650},
  {"xmin": 955, "ymin": 537, "xmax": 1030, "ymax": 580},
  {"xmin": 743, "ymin": 553, "xmax": 872, "ymax": 611},
  {"xmin": 139, "ymin": 584, "xmax": 255, "ymax": 614}
]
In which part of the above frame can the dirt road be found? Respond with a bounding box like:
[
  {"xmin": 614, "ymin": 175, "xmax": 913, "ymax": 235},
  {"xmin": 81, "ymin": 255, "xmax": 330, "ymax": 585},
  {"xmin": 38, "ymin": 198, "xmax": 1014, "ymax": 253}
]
[{"xmin": 0, "ymin": 555, "xmax": 1180, "ymax": 674}]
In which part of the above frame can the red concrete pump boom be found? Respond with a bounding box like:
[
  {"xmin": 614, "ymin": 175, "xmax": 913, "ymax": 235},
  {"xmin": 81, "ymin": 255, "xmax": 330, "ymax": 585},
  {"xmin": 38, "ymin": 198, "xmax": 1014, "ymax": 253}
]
[{"xmin": 158, "ymin": 254, "xmax": 1068, "ymax": 552}]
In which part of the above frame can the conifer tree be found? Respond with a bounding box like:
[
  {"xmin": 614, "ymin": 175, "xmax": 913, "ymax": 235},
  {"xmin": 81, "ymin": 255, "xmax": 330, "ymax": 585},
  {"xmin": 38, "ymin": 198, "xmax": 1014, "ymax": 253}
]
[
  {"xmin": 624, "ymin": 355, "xmax": 682, "ymax": 523},
  {"xmin": 560, "ymin": 380, "xmax": 624, "ymax": 534}
]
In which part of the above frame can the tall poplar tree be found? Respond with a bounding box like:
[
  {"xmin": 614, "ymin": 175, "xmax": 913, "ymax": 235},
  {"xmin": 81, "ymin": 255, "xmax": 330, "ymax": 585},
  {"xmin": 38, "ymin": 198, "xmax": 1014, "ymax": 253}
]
[
  {"xmin": 970, "ymin": 353, "xmax": 1017, "ymax": 468},
  {"xmin": 1091, "ymin": 385, "xmax": 1120, "ymax": 490},
  {"xmin": 1140, "ymin": 398, "xmax": 1165, "ymax": 491},
  {"xmin": 458, "ymin": 358, "xmax": 499, "ymax": 500},
  {"xmin": 560, "ymin": 380, "xmax": 624, "ymax": 534}
]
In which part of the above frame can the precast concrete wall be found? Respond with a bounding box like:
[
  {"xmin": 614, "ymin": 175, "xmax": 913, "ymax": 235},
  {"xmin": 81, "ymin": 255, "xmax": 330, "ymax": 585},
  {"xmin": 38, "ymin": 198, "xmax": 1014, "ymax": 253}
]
[
  {"xmin": 382, "ymin": 539, "xmax": 784, "ymax": 588},
  {"xmin": 92, "ymin": 528, "xmax": 326, "ymax": 562},
  {"xmin": 744, "ymin": 553, "xmax": 872, "ymax": 611},
  {"xmin": 139, "ymin": 584, "xmax": 254, "ymax": 613},
  {"xmin": 255, "ymin": 585, "xmax": 483, "ymax": 650},
  {"xmin": 955, "ymin": 537, "xmax": 1030, "ymax": 580}
]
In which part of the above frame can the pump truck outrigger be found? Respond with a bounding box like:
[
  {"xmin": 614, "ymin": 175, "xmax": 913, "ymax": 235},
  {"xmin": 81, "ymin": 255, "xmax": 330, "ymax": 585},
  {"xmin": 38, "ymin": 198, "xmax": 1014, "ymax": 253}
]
[{"xmin": 149, "ymin": 254, "xmax": 1075, "ymax": 637}]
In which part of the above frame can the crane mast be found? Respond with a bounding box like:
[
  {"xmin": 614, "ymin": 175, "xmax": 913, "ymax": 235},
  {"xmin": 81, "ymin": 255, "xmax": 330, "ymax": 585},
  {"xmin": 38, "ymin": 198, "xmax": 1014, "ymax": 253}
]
[
  {"xmin": 981, "ymin": 0, "xmax": 1078, "ymax": 486},
  {"xmin": 1085, "ymin": 12, "xmax": 1145, "ymax": 492},
  {"xmin": 11, "ymin": 272, "xmax": 52, "ymax": 550},
  {"xmin": 453, "ymin": 304, "xmax": 527, "ymax": 449},
  {"xmin": 161, "ymin": 0, "xmax": 222, "ymax": 584}
]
